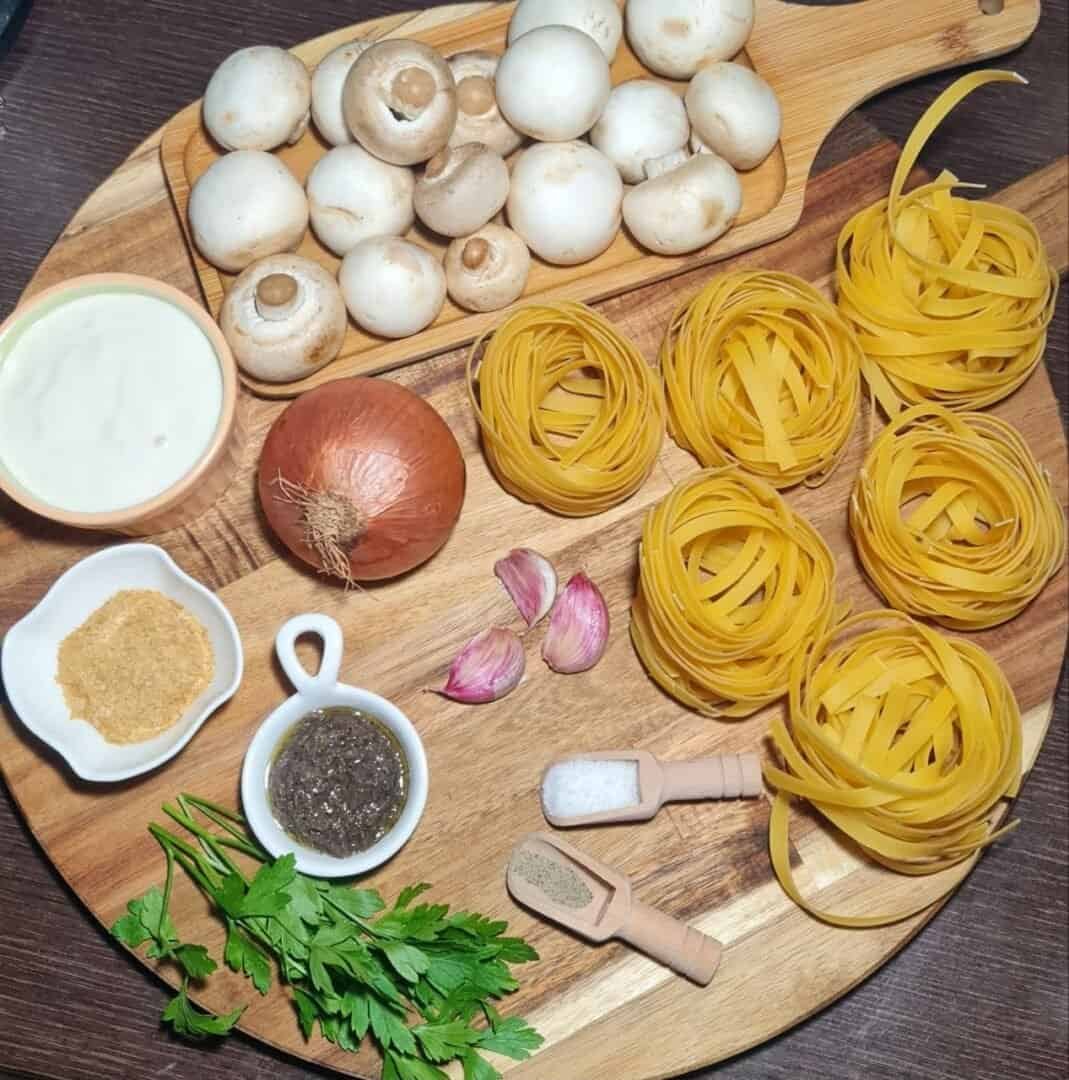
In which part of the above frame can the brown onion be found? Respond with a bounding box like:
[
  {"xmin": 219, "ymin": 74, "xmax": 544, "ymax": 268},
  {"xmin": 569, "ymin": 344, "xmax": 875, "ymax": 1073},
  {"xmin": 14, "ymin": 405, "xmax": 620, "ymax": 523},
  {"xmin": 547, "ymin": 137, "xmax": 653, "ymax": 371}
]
[{"xmin": 258, "ymin": 377, "xmax": 466, "ymax": 583}]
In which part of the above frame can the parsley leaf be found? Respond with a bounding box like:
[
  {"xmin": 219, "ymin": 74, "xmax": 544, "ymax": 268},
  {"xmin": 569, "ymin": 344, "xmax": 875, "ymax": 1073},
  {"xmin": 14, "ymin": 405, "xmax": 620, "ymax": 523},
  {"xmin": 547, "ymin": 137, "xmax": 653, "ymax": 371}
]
[
  {"xmin": 475, "ymin": 1016, "xmax": 544, "ymax": 1061},
  {"xmin": 161, "ymin": 983, "xmax": 244, "ymax": 1040},
  {"xmin": 175, "ymin": 944, "xmax": 217, "ymax": 981},
  {"xmin": 293, "ymin": 988, "xmax": 319, "ymax": 1041},
  {"xmin": 368, "ymin": 996, "xmax": 417, "ymax": 1057},
  {"xmin": 460, "ymin": 1049, "xmax": 501, "ymax": 1080},
  {"xmin": 381, "ymin": 941, "xmax": 431, "ymax": 983},
  {"xmin": 224, "ymin": 923, "xmax": 272, "ymax": 995},
  {"xmin": 413, "ymin": 1019, "xmax": 480, "ymax": 1062},
  {"xmin": 384, "ymin": 1053, "xmax": 450, "ymax": 1080},
  {"xmin": 324, "ymin": 883, "xmax": 386, "ymax": 921}
]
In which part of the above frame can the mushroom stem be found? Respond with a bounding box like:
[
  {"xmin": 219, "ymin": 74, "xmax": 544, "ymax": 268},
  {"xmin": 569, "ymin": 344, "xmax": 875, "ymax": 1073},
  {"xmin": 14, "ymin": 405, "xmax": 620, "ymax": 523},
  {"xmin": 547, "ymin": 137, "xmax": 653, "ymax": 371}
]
[
  {"xmin": 390, "ymin": 66, "xmax": 436, "ymax": 119},
  {"xmin": 256, "ymin": 273, "xmax": 303, "ymax": 322},
  {"xmin": 457, "ymin": 75, "xmax": 495, "ymax": 117},
  {"xmin": 424, "ymin": 149, "xmax": 451, "ymax": 180},
  {"xmin": 462, "ymin": 237, "xmax": 491, "ymax": 270}
]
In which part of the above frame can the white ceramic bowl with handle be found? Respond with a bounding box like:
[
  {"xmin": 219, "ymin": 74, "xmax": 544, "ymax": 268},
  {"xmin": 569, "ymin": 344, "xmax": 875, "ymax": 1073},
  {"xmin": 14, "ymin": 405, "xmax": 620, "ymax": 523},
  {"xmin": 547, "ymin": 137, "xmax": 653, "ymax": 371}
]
[
  {"xmin": 241, "ymin": 613, "xmax": 429, "ymax": 878},
  {"xmin": 1, "ymin": 543, "xmax": 243, "ymax": 782}
]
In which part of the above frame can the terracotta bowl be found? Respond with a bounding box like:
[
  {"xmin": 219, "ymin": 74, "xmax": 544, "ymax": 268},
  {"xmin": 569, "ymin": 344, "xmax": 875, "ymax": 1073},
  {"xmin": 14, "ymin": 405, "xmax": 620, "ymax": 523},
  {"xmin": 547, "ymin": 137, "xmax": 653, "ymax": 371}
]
[{"xmin": 0, "ymin": 273, "xmax": 243, "ymax": 535}]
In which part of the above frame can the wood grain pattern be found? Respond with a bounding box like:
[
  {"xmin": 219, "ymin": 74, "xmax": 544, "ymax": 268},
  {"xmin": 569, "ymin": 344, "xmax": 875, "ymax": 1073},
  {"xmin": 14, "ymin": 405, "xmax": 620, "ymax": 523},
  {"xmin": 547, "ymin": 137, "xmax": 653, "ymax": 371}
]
[
  {"xmin": 158, "ymin": 0, "xmax": 1043, "ymax": 397},
  {"xmin": 0, "ymin": 18, "xmax": 1065, "ymax": 1066}
]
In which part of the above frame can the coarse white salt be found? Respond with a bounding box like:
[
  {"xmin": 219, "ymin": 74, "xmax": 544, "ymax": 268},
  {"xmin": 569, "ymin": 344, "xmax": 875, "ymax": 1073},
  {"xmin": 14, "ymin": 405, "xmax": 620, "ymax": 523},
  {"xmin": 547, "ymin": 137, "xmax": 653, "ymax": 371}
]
[{"xmin": 541, "ymin": 758, "xmax": 641, "ymax": 820}]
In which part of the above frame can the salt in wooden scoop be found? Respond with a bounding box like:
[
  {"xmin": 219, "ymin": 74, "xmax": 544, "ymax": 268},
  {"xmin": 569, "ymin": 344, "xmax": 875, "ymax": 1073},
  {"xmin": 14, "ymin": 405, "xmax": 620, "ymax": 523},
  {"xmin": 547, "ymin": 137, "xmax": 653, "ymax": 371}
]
[
  {"xmin": 507, "ymin": 831, "xmax": 722, "ymax": 986},
  {"xmin": 540, "ymin": 750, "xmax": 762, "ymax": 828}
]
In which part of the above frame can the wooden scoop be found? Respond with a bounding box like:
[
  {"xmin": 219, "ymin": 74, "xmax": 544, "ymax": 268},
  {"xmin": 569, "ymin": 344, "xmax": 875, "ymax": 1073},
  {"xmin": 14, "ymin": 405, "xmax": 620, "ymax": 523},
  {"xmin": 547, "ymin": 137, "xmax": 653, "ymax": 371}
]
[
  {"xmin": 540, "ymin": 751, "xmax": 763, "ymax": 828},
  {"xmin": 507, "ymin": 832, "xmax": 722, "ymax": 986}
]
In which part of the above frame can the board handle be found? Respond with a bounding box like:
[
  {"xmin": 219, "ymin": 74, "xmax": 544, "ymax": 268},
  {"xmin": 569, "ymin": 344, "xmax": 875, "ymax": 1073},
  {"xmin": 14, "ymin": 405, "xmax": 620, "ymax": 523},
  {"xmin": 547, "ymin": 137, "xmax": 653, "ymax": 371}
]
[{"xmin": 751, "ymin": 0, "xmax": 1042, "ymax": 179}]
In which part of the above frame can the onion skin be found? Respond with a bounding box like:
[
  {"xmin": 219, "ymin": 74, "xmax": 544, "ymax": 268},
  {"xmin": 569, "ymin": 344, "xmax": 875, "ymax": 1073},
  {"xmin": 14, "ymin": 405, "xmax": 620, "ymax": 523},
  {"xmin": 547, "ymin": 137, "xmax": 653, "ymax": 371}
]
[{"xmin": 258, "ymin": 377, "xmax": 466, "ymax": 582}]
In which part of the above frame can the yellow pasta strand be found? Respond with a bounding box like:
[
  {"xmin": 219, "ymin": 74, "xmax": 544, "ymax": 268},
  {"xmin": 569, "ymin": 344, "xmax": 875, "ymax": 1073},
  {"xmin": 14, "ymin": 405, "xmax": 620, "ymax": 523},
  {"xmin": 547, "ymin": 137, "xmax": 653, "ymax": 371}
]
[
  {"xmin": 851, "ymin": 405, "xmax": 1066, "ymax": 631},
  {"xmin": 766, "ymin": 609, "xmax": 1022, "ymax": 928},
  {"xmin": 662, "ymin": 271, "xmax": 862, "ymax": 488},
  {"xmin": 631, "ymin": 469, "xmax": 841, "ymax": 718},
  {"xmin": 837, "ymin": 70, "xmax": 1058, "ymax": 414},
  {"xmin": 467, "ymin": 302, "xmax": 665, "ymax": 516}
]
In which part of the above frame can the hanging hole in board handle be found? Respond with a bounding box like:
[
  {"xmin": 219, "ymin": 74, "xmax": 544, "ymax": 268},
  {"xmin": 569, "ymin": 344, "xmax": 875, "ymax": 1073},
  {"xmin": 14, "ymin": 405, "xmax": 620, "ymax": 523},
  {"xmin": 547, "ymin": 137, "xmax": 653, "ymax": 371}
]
[
  {"xmin": 979, "ymin": 0, "xmax": 1005, "ymax": 14},
  {"xmin": 276, "ymin": 613, "xmax": 344, "ymax": 696}
]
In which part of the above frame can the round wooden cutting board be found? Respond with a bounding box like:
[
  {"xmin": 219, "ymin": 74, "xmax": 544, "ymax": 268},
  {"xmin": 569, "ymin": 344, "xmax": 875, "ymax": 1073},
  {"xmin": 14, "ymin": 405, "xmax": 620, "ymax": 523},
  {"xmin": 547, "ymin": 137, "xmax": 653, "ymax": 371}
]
[{"xmin": 0, "ymin": 4, "xmax": 1065, "ymax": 1079}]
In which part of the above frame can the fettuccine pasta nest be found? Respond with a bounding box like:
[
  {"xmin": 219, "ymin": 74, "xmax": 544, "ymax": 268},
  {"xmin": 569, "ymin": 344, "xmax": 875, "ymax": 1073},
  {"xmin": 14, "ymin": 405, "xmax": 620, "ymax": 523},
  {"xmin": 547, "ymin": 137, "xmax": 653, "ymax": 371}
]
[
  {"xmin": 851, "ymin": 405, "xmax": 1066, "ymax": 631},
  {"xmin": 765, "ymin": 609, "xmax": 1022, "ymax": 928},
  {"xmin": 631, "ymin": 469, "xmax": 841, "ymax": 718},
  {"xmin": 837, "ymin": 70, "xmax": 1058, "ymax": 414},
  {"xmin": 467, "ymin": 302, "xmax": 665, "ymax": 516},
  {"xmin": 662, "ymin": 271, "xmax": 862, "ymax": 488}
]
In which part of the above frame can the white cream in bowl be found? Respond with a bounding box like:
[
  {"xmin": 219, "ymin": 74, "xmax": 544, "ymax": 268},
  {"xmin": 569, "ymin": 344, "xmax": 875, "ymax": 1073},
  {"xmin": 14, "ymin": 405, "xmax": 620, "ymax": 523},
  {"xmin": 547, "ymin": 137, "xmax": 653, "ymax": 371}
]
[{"xmin": 0, "ymin": 287, "xmax": 223, "ymax": 513}]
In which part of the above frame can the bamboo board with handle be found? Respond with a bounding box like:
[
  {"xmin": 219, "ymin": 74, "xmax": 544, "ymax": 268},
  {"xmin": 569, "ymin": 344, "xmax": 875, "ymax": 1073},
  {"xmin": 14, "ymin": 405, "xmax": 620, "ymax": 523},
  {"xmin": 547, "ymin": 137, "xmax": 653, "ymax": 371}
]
[
  {"xmin": 1, "ymin": 3, "xmax": 1066, "ymax": 1079},
  {"xmin": 160, "ymin": 0, "xmax": 1043, "ymax": 397}
]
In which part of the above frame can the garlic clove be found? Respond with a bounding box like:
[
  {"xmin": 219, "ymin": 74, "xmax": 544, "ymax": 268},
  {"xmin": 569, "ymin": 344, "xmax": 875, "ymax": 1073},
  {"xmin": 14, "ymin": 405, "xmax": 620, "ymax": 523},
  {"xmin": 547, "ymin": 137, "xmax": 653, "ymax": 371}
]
[
  {"xmin": 494, "ymin": 548, "xmax": 558, "ymax": 627},
  {"xmin": 542, "ymin": 572, "xmax": 609, "ymax": 674},
  {"xmin": 440, "ymin": 627, "xmax": 526, "ymax": 703}
]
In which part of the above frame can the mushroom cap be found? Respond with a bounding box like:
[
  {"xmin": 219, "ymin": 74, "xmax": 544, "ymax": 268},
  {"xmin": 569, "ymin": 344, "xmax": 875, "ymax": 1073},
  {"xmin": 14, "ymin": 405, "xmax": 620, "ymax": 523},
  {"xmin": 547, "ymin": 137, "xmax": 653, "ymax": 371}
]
[
  {"xmin": 414, "ymin": 143, "xmax": 510, "ymax": 239},
  {"xmin": 188, "ymin": 151, "xmax": 309, "ymax": 273},
  {"xmin": 338, "ymin": 237, "xmax": 447, "ymax": 338},
  {"xmin": 203, "ymin": 45, "xmax": 312, "ymax": 152},
  {"xmin": 496, "ymin": 25, "xmax": 611, "ymax": 142},
  {"xmin": 445, "ymin": 225, "xmax": 531, "ymax": 313},
  {"xmin": 623, "ymin": 151, "xmax": 742, "ymax": 255},
  {"xmin": 306, "ymin": 144, "xmax": 415, "ymax": 256},
  {"xmin": 507, "ymin": 0, "xmax": 624, "ymax": 62},
  {"xmin": 219, "ymin": 254, "xmax": 348, "ymax": 382},
  {"xmin": 507, "ymin": 141, "xmax": 623, "ymax": 266},
  {"xmin": 626, "ymin": 0, "xmax": 755, "ymax": 80},
  {"xmin": 447, "ymin": 50, "xmax": 524, "ymax": 158},
  {"xmin": 342, "ymin": 39, "xmax": 457, "ymax": 166},
  {"xmin": 590, "ymin": 79, "xmax": 691, "ymax": 184},
  {"xmin": 685, "ymin": 61, "xmax": 782, "ymax": 171},
  {"xmin": 311, "ymin": 39, "xmax": 372, "ymax": 146}
]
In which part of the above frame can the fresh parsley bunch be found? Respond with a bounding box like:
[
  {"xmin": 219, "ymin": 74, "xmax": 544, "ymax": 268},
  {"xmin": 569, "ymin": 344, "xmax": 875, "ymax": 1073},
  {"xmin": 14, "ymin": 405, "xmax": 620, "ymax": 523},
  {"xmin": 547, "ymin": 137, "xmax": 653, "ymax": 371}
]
[{"xmin": 111, "ymin": 794, "xmax": 542, "ymax": 1080}]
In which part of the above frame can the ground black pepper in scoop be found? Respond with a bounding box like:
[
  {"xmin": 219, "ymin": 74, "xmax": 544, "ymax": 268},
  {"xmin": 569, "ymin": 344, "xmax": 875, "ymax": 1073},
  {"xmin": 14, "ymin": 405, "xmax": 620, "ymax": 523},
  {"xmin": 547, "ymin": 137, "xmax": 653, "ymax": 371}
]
[{"xmin": 268, "ymin": 706, "xmax": 408, "ymax": 858}]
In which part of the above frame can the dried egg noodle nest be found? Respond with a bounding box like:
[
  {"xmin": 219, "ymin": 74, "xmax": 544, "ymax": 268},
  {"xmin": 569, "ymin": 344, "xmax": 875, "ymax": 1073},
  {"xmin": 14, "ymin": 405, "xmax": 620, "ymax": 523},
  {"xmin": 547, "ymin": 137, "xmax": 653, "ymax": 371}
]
[
  {"xmin": 467, "ymin": 302, "xmax": 665, "ymax": 516},
  {"xmin": 765, "ymin": 609, "xmax": 1022, "ymax": 928},
  {"xmin": 631, "ymin": 469, "xmax": 840, "ymax": 718},
  {"xmin": 662, "ymin": 271, "xmax": 862, "ymax": 489},
  {"xmin": 837, "ymin": 70, "xmax": 1058, "ymax": 414},
  {"xmin": 851, "ymin": 404, "xmax": 1066, "ymax": 631}
]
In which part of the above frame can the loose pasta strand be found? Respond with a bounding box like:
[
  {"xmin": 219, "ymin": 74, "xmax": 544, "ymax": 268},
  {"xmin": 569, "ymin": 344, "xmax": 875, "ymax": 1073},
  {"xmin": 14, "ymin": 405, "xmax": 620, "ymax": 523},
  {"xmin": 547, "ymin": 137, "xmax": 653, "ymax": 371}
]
[
  {"xmin": 836, "ymin": 70, "xmax": 1058, "ymax": 414},
  {"xmin": 766, "ymin": 609, "xmax": 1022, "ymax": 928},
  {"xmin": 467, "ymin": 302, "xmax": 665, "ymax": 516},
  {"xmin": 661, "ymin": 271, "xmax": 863, "ymax": 489}
]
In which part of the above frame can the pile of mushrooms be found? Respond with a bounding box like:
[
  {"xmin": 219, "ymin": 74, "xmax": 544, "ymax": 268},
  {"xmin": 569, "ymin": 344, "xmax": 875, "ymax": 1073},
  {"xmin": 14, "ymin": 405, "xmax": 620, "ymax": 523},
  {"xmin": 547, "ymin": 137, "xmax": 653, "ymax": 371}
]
[{"xmin": 187, "ymin": 0, "xmax": 783, "ymax": 379}]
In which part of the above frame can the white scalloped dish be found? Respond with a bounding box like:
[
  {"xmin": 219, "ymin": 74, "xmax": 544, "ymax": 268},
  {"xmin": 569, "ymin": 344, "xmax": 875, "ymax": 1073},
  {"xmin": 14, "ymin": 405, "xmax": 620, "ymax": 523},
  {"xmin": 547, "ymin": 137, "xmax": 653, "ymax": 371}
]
[{"xmin": 1, "ymin": 544, "xmax": 243, "ymax": 782}]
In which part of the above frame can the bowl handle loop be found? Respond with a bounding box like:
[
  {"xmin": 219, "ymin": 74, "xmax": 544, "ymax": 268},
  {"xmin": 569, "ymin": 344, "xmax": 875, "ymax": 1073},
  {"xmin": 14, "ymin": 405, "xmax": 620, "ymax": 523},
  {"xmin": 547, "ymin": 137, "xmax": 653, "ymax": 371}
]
[{"xmin": 275, "ymin": 614, "xmax": 344, "ymax": 695}]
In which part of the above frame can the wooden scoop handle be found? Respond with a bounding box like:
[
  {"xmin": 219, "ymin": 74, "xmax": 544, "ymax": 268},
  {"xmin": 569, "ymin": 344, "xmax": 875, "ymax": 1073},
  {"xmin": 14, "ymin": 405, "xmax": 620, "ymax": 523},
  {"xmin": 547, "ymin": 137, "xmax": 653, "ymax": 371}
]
[
  {"xmin": 621, "ymin": 900, "xmax": 723, "ymax": 987},
  {"xmin": 660, "ymin": 754, "xmax": 764, "ymax": 803}
]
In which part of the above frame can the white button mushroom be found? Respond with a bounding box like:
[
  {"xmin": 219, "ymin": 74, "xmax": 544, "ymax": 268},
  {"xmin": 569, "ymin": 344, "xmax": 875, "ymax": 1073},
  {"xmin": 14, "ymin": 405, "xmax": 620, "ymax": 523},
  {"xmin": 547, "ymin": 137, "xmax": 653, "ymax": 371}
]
[
  {"xmin": 188, "ymin": 151, "xmax": 309, "ymax": 273},
  {"xmin": 495, "ymin": 25, "xmax": 611, "ymax": 142},
  {"xmin": 203, "ymin": 46, "xmax": 312, "ymax": 152},
  {"xmin": 338, "ymin": 237, "xmax": 447, "ymax": 338},
  {"xmin": 306, "ymin": 144, "xmax": 415, "ymax": 257},
  {"xmin": 626, "ymin": 0, "xmax": 755, "ymax": 80},
  {"xmin": 447, "ymin": 50, "xmax": 524, "ymax": 157},
  {"xmin": 445, "ymin": 225, "xmax": 531, "ymax": 312},
  {"xmin": 507, "ymin": 0, "xmax": 624, "ymax": 63},
  {"xmin": 590, "ymin": 79, "xmax": 691, "ymax": 184},
  {"xmin": 507, "ymin": 141, "xmax": 623, "ymax": 266},
  {"xmin": 685, "ymin": 61, "xmax": 782, "ymax": 171},
  {"xmin": 622, "ymin": 151, "xmax": 742, "ymax": 255},
  {"xmin": 414, "ymin": 143, "xmax": 510, "ymax": 239},
  {"xmin": 219, "ymin": 255, "xmax": 348, "ymax": 383},
  {"xmin": 311, "ymin": 39, "xmax": 372, "ymax": 146},
  {"xmin": 342, "ymin": 40, "xmax": 457, "ymax": 166}
]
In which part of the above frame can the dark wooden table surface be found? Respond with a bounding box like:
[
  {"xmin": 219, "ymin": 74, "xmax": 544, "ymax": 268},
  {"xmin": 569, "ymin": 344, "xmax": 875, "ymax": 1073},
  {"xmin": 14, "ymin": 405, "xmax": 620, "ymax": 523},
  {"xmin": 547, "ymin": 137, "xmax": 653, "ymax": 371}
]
[{"xmin": 0, "ymin": 2, "xmax": 1066, "ymax": 1079}]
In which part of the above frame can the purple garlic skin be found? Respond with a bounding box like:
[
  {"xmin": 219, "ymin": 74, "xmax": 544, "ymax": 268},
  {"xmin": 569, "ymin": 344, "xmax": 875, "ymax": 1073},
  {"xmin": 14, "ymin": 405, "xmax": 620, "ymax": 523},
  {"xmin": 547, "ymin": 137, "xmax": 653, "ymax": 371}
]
[
  {"xmin": 494, "ymin": 547, "xmax": 558, "ymax": 627},
  {"xmin": 542, "ymin": 572, "xmax": 609, "ymax": 674},
  {"xmin": 440, "ymin": 626, "xmax": 526, "ymax": 703}
]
